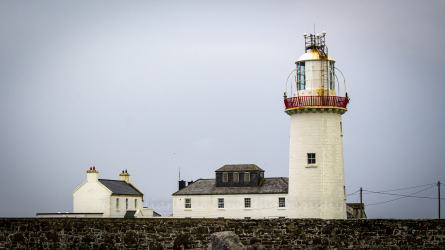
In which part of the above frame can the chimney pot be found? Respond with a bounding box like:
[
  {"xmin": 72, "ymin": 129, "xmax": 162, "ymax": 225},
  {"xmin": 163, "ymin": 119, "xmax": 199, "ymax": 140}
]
[
  {"xmin": 93, "ymin": 166, "xmax": 95, "ymax": 170},
  {"xmin": 90, "ymin": 167, "xmax": 92, "ymax": 170},
  {"xmin": 125, "ymin": 169, "xmax": 127, "ymax": 173}
]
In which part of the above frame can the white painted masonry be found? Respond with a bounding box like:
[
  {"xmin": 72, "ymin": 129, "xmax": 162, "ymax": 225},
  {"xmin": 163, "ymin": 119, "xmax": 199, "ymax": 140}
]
[
  {"xmin": 286, "ymin": 33, "xmax": 348, "ymax": 219},
  {"xmin": 173, "ymin": 193, "xmax": 288, "ymax": 219},
  {"xmin": 72, "ymin": 168, "xmax": 153, "ymax": 218}
]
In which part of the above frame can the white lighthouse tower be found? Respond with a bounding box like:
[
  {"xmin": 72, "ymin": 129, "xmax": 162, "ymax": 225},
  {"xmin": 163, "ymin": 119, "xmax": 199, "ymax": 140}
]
[{"xmin": 284, "ymin": 32, "xmax": 349, "ymax": 219}]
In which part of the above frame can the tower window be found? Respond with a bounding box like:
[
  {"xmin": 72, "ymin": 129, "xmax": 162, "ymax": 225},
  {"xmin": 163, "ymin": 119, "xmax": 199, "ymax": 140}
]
[
  {"xmin": 185, "ymin": 198, "xmax": 191, "ymax": 208},
  {"xmin": 244, "ymin": 198, "xmax": 251, "ymax": 208},
  {"xmin": 297, "ymin": 62, "xmax": 306, "ymax": 90},
  {"xmin": 279, "ymin": 197, "xmax": 286, "ymax": 208},
  {"xmin": 308, "ymin": 153, "xmax": 316, "ymax": 164},
  {"xmin": 116, "ymin": 198, "xmax": 119, "ymax": 210},
  {"xmin": 244, "ymin": 172, "xmax": 250, "ymax": 182},
  {"xmin": 233, "ymin": 172, "xmax": 239, "ymax": 182},
  {"xmin": 134, "ymin": 199, "xmax": 137, "ymax": 209},
  {"xmin": 218, "ymin": 198, "xmax": 224, "ymax": 208},
  {"xmin": 126, "ymin": 198, "xmax": 128, "ymax": 210},
  {"xmin": 222, "ymin": 172, "xmax": 228, "ymax": 182},
  {"xmin": 329, "ymin": 62, "xmax": 335, "ymax": 90}
]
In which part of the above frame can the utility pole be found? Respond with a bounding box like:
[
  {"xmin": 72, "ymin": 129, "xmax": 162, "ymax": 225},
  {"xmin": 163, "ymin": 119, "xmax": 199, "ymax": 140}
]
[
  {"xmin": 360, "ymin": 187, "xmax": 363, "ymax": 204},
  {"xmin": 438, "ymin": 181, "xmax": 441, "ymax": 219}
]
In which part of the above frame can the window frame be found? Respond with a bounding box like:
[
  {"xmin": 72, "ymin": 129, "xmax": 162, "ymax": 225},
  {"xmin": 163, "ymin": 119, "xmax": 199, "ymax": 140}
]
[
  {"xmin": 218, "ymin": 198, "xmax": 224, "ymax": 209},
  {"xmin": 297, "ymin": 61, "xmax": 306, "ymax": 91},
  {"xmin": 244, "ymin": 172, "xmax": 250, "ymax": 182},
  {"xmin": 307, "ymin": 153, "xmax": 316, "ymax": 165},
  {"xmin": 233, "ymin": 172, "xmax": 239, "ymax": 183},
  {"xmin": 222, "ymin": 172, "xmax": 228, "ymax": 183},
  {"xmin": 244, "ymin": 198, "xmax": 251, "ymax": 208},
  {"xmin": 279, "ymin": 197, "xmax": 286, "ymax": 208},
  {"xmin": 185, "ymin": 198, "xmax": 191, "ymax": 209}
]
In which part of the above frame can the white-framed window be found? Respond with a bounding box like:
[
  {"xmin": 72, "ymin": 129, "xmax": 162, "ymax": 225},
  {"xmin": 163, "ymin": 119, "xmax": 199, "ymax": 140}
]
[
  {"xmin": 244, "ymin": 198, "xmax": 251, "ymax": 208},
  {"xmin": 218, "ymin": 198, "xmax": 224, "ymax": 208},
  {"xmin": 222, "ymin": 172, "xmax": 228, "ymax": 182},
  {"xmin": 116, "ymin": 198, "xmax": 119, "ymax": 210},
  {"xmin": 244, "ymin": 172, "xmax": 250, "ymax": 182},
  {"xmin": 126, "ymin": 198, "xmax": 128, "ymax": 210},
  {"xmin": 185, "ymin": 198, "xmax": 191, "ymax": 208},
  {"xmin": 279, "ymin": 197, "xmax": 285, "ymax": 208},
  {"xmin": 329, "ymin": 62, "xmax": 335, "ymax": 90},
  {"xmin": 233, "ymin": 172, "xmax": 239, "ymax": 183},
  {"xmin": 134, "ymin": 199, "xmax": 137, "ymax": 209},
  {"xmin": 307, "ymin": 153, "xmax": 316, "ymax": 164},
  {"xmin": 297, "ymin": 61, "xmax": 306, "ymax": 90}
]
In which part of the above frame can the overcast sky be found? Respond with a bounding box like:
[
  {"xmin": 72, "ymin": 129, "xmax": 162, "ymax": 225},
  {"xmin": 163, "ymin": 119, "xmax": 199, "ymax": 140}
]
[{"xmin": 1, "ymin": 0, "xmax": 444, "ymax": 218}]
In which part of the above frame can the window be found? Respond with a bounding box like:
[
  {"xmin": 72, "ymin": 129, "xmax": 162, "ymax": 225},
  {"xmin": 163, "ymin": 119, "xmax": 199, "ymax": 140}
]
[
  {"xmin": 185, "ymin": 198, "xmax": 191, "ymax": 208},
  {"xmin": 233, "ymin": 172, "xmax": 239, "ymax": 183},
  {"xmin": 297, "ymin": 62, "xmax": 306, "ymax": 90},
  {"xmin": 134, "ymin": 199, "xmax": 137, "ymax": 209},
  {"xmin": 329, "ymin": 62, "xmax": 335, "ymax": 90},
  {"xmin": 244, "ymin": 198, "xmax": 251, "ymax": 208},
  {"xmin": 244, "ymin": 172, "xmax": 250, "ymax": 182},
  {"xmin": 218, "ymin": 198, "xmax": 224, "ymax": 208},
  {"xmin": 222, "ymin": 172, "xmax": 228, "ymax": 182},
  {"xmin": 116, "ymin": 198, "xmax": 119, "ymax": 210},
  {"xmin": 126, "ymin": 198, "xmax": 128, "ymax": 210},
  {"xmin": 308, "ymin": 153, "xmax": 316, "ymax": 164},
  {"xmin": 279, "ymin": 197, "xmax": 285, "ymax": 208}
]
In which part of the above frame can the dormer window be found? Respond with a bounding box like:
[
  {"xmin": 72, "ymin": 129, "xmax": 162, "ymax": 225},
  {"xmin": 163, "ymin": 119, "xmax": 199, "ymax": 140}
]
[
  {"xmin": 244, "ymin": 172, "xmax": 250, "ymax": 182},
  {"xmin": 233, "ymin": 172, "xmax": 239, "ymax": 183},
  {"xmin": 222, "ymin": 172, "xmax": 228, "ymax": 182}
]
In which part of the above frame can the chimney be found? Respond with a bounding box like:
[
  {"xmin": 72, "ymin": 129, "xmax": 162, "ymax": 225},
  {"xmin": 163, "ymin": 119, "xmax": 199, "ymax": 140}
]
[
  {"xmin": 87, "ymin": 166, "xmax": 99, "ymax": 182},
  {"xmin": 178, "ymin": 180, "xmax": 186, "ymax": 190},
  {"xmin": 119, "ymin": 169, "xmax": 130, "ymax": 183}
]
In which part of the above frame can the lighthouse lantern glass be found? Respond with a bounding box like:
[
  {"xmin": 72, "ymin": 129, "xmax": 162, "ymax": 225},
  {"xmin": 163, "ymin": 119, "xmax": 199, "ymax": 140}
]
[
  {"xmin": 297, "ymin": 62, "xmax": 306, "ymax": 90},
  {"xmin": 329, "ymin": 62, "xmax": 335, "ymax": 90}
]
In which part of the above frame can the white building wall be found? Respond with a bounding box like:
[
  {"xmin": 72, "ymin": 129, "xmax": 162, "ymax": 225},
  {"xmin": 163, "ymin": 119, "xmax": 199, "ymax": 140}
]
[
  {"xmin": 110, "ymin": 196, "xmax": 144, "ymax": 218},
  {"xmin": 288, "ymin": 111, "xmax": 346, "ymax": 219},
  {"xmin": 173, "ymin": 194, "xmax": 288, "ymax": 219},
  {"xmin": 73, "ymin": 182, "xmax": 112, "ymax": 217}
]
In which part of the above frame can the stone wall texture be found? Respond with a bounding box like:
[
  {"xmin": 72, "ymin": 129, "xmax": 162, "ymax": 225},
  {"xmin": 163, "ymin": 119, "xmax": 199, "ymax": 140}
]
[{"xmin": 0, "ymin": 218, "xmax": 444, "ymax": 249}]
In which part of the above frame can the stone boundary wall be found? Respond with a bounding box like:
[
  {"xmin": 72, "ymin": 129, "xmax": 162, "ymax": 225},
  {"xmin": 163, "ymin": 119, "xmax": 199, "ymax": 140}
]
[{"xmin": 0, "ymin": 218, "xmax": 444, "ymax": 249}]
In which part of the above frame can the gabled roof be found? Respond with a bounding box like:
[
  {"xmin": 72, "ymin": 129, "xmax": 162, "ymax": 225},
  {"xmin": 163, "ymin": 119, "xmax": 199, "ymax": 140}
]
[
  {"xmin": 98, "ymin": 179, "xmax": 143, "ymax": 196},
  {"xmin": 172, "ymin": 177, "xmax": 288, "ymax": 196},
  {"xmin": 215, "ymin": 164, "xmax": 265, "ymax": 172}
]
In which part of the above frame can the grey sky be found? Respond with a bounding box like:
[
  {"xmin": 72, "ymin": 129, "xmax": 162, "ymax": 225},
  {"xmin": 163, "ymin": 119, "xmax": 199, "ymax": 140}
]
[{"xmin": 1, "ymin": 0, "xmax": 444, "ymax": 218}]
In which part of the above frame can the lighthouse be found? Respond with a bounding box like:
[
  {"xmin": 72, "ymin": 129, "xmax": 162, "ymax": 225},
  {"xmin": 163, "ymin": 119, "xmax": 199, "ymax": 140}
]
[{"xmin": 284, "ymin": 32, "xmax": 349, "ymax": 219}]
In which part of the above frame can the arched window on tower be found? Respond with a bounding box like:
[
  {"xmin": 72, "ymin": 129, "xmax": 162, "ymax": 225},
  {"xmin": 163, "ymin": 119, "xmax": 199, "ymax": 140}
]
[{"xmin": 297, "ymin": 62, "xmax": 306, "ymax": 91}]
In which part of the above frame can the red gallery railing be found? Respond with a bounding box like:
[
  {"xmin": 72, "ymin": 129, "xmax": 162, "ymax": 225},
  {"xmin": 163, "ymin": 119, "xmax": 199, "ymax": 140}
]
[{"xmin": 284, "ymin": 96, "xmax": 349, "ymax": 109}]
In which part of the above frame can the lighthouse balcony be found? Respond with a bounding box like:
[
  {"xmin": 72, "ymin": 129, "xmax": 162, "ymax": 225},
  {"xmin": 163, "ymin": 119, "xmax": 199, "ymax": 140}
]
[{"xmin": 284, "ymin": 96, "xmax": 348, "ymax": 112}]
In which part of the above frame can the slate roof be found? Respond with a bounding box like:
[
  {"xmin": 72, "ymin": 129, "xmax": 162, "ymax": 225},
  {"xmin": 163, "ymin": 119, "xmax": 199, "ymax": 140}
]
[
  {"xmin": 172, "ymin": 177, "xmax": 288, "ymax": 195},
  {"xmin": 98, "ymin": 179, "xmax": 143, "ymax": 196},
  {"xmin": 215, "ymin": 164, "xmax": 265, "ymax": 172}
]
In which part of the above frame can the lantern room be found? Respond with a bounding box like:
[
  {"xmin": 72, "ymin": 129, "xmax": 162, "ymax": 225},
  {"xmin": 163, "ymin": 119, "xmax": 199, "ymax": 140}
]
[{"xmin": 284, "ymin": 32, "xmax": 349, "ymax": 111}]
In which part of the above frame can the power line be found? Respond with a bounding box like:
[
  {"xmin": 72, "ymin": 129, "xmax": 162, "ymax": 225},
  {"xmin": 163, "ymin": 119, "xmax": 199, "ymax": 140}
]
[
  {"xmin": 367, "ymin": 183, "xmax": 437, "ymax": 193},
  {"xmin": 366, "ymin": 185, "xmax": 440, "ymax": 206}
]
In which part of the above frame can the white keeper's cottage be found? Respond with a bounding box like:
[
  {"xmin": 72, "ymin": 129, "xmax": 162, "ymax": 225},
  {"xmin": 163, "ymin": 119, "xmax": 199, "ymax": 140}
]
[{"xmin": 72, "ymin": 167, "xmax": 154, "ymax": 218}]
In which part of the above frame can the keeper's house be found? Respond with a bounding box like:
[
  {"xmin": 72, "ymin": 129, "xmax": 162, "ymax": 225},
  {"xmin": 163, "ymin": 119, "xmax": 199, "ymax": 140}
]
[{"xmin": 172, "ymin": 164, "xmax": 289, "ymax": 219}]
